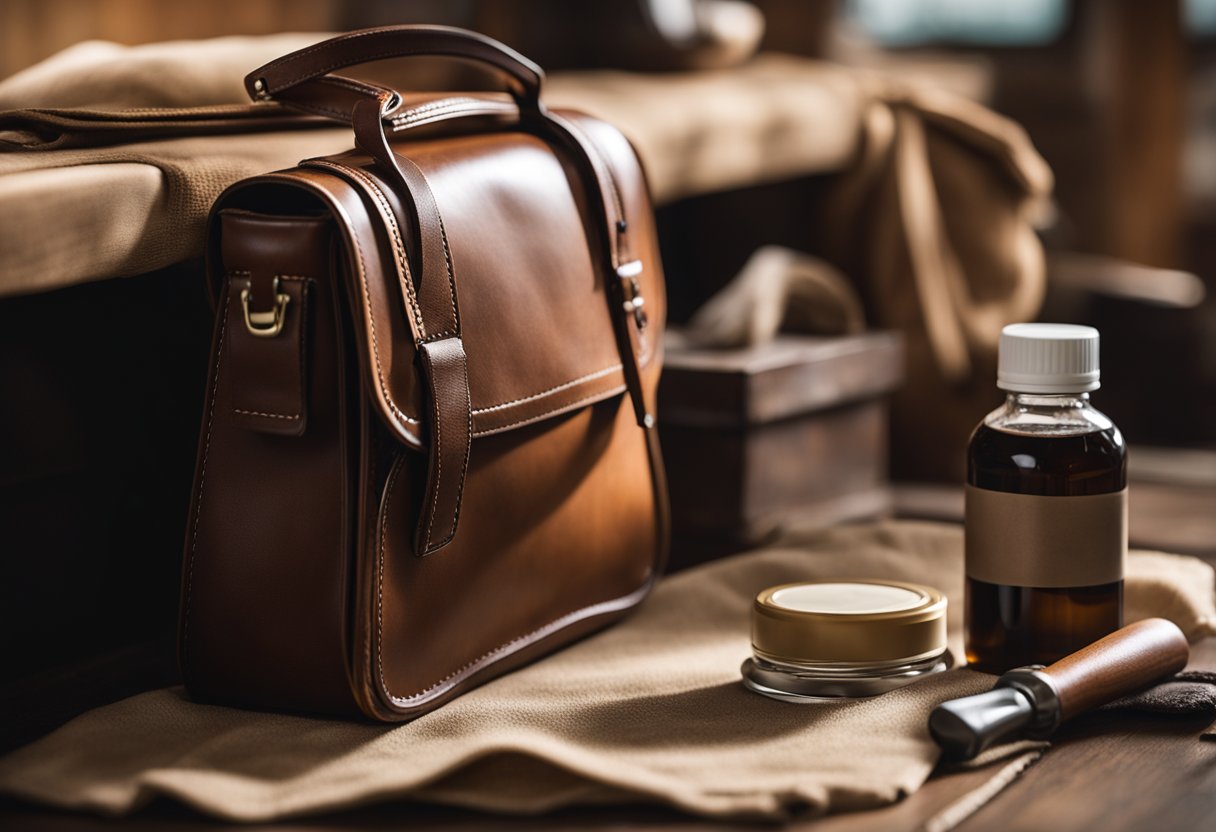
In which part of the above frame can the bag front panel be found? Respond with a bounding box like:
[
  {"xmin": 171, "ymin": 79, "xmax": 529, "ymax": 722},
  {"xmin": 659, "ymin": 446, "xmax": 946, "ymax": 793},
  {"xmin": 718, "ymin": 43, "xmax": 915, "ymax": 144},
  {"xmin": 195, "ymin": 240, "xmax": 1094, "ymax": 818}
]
[
  {"xmin": 314, "ymin": 126, "xmax": 659, "ymax": 448},
  {"xmin": 368, "ymin": 384, "xmax": 659, "ymax": 715}
]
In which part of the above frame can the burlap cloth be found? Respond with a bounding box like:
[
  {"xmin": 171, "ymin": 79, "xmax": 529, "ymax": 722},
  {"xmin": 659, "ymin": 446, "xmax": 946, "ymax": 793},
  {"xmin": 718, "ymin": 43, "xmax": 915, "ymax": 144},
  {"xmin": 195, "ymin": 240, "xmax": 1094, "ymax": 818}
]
[{"xmin": 1, "ymin": 521, "xmax": 1211, "ymax": 823}]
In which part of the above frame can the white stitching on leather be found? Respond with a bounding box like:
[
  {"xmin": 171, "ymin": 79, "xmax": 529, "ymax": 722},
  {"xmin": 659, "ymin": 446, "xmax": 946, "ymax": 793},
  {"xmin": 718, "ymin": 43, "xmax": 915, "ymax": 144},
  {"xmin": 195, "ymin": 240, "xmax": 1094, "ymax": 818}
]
[
  {"xmin": 311, "ymin": 160, "xmax": 427, "ymax": 340},
  {"xmin": 421, "ymin": 347, "xmax": 443, "ymax": 550},
  {"xmin": 375, "ymin": 453, "xmax": 405, "ymax": 709},
  {"xmin": 455, "ymin": 364, "xmax": 471, "ymax": 539},
  {"xmin": 295, "ymin": 158, "xmax": 648, "ymax": 429},
  {"xmin": 391, "ymin": 96, "xmax": 479, "ymax": 120},
  {"xmin": 389, "ymin": 96, "xmax": 505, "ymax": 123},
  {"xmin": 471, "ymin": 364, "xmax": 622, "ymax": 414},
  {"xmin": 398, "ymin": 158, "xmax": 459, "ymax": 334},
  {"xmin": 320, "ymin": 75, "xmax": 382, "ymax": 97},
  {"xmin": 335, "ymin": 189, "xmax": 421, "ymax": 427},
  {"xmin": 316, "ymin": 162, "xmax": 461, "ymax": 553},
  {"xmin": 426, "ymin": 343, "xmax": 471, "ymax": 552},
  {"xmin": 374, "ymin": 440, "xmax": 650, "ymax": 705},
  {"xmin": 435, "ymin": 207, "xmax": 459, "ymax": 333},
  {"xmin": 382, "ymin": 591, "xmax": 644, "ymax": 704},
  {"xmin": 285, "ymin": 169, "xmax": 420, "ymax": 428},
  {"xmin": 234, "ymin": 409, "xmax": 300, "ymax": 420},
  {"xmin": 291, "ymin": 276, "xmax": 308, "ymax": 423},
  {"xmin": 474, "ymin": 387, "xmax": 625, "ymax": 436},
  {"xmin": 390, "ymin": 100, "xmax": 518, "ymax": 133},
  {"xmin": 230, "ymin": 275, "xmax": 309, "ymax": 421}
]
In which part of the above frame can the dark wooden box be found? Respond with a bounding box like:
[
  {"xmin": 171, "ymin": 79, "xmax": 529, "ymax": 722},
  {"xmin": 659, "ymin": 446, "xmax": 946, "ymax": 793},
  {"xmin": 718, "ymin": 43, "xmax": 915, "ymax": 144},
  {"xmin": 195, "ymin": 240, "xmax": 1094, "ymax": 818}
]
[{"xmin": 659, "ymin": 330, "xmax": 904, "ymax": 569}]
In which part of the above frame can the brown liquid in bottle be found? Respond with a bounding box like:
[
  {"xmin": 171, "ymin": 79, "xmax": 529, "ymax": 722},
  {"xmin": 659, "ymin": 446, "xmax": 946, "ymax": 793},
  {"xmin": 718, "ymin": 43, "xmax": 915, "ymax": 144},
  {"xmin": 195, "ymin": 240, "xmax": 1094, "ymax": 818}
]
[{"xmin": 965, "ymin": 423, "xmax": 1126, "ymax": 672}]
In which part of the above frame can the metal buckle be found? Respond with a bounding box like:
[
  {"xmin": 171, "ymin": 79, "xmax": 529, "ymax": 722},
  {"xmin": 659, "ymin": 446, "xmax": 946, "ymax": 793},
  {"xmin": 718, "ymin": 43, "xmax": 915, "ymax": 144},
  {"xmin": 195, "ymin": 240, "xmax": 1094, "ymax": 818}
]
[
  {"xmin": 240, "ymin": 277, "xmax": 291, "ymax": 338},
  {"xmin": 616, "ymin": 261, "xmax": 648, "ymax": 330}
]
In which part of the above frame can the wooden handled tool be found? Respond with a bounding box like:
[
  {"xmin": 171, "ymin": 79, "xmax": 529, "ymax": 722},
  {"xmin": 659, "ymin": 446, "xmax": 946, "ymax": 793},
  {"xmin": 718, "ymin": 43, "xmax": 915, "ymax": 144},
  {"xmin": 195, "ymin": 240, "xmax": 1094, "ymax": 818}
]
[{"xmin": 930, "ymin": 618, "xmax": 1190, "ymax": 760}]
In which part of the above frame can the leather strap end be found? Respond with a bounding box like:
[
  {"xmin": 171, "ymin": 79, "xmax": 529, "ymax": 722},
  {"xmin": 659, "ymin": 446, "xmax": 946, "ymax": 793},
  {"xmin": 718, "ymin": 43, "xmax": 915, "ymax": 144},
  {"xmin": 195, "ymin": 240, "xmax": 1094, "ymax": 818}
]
[{"xmin": 415, "ymin": 336, "xmax": 473, "ymax": 557}]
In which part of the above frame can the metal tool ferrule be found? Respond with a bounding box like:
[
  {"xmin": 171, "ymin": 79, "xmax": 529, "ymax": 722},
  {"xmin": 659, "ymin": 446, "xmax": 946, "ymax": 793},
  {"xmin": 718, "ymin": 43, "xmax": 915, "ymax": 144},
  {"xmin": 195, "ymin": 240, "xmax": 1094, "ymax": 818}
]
[{"xmin": 996, "ymin": 666, "xmax": 1063, "ymax": 738}]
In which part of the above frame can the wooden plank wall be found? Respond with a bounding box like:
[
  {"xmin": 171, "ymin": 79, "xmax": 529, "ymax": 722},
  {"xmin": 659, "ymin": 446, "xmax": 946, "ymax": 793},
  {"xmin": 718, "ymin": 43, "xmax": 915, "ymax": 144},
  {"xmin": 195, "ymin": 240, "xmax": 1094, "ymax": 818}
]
[{"xmin": 0, "ymin": 0, "xmax": 340, "ymax": 80}]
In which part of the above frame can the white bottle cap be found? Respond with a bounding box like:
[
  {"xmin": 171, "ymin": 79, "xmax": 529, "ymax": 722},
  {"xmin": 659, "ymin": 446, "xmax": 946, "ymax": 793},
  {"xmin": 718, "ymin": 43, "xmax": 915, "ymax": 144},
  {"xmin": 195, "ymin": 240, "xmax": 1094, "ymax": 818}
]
[{"xmin": 997, "ymin": 323, "xmax": 1100, "ymax": 393}]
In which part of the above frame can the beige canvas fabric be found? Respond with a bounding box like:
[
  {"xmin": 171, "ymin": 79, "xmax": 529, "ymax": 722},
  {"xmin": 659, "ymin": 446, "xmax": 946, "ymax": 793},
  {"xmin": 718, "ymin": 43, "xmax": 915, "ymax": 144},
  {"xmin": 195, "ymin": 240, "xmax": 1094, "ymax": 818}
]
[
  {"xmin": 684, "ymin": 244, "xmax": 867, "ymax": 346},
  {"xmin": 823, "ymin": 81, "xmax": 1053, "ymax": 479},
  {"xmin": 1, "ymin": 521, "xmax": 1211, "ymax": 822},
  {"xmin": 676, "ymin": 77, "xmax": 1054, "ymax": 479},
  {"xmin": 0, "ymin": 36, "xmax": 1051, "ymax": 478},
  {"xmin": 0, "ymin": 37, "xmax": 863, "ymax": 299},
  {"xmin": 0, "ymin": 129, "xmax": 355, "ymax": 298},
  {"xmin": 0, "ymin": 36, "xmax": 322, "ymax": 110}
]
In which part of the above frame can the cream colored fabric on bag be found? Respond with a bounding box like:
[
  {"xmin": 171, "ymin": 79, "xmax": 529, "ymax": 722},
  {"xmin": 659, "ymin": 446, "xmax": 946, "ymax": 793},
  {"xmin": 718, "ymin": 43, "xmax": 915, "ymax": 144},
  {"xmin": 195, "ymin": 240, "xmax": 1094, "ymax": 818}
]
[{"xmin": 1, "ymin": 521, "xmax": 1211, "ymax": 822}]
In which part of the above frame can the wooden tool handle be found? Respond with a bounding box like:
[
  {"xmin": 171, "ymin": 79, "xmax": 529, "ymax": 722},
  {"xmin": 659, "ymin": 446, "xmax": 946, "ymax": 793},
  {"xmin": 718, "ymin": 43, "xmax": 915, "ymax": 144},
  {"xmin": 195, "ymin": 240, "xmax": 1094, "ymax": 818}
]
[{"xmin": 1045, "ymin": 617, "xmax": 1189, "ymax": 721}]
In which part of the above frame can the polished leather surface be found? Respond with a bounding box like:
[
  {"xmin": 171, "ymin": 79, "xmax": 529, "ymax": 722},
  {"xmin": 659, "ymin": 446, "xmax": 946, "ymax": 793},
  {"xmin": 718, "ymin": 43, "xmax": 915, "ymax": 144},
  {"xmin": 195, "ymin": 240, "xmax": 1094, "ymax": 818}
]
[
  {"xmin": 414, "ymin": 336, "xmax": 471, "ymax": 555},
  {"xmin": 248, "ymin": 25, "xmax": 545, "ymax": 122},
  {"xmin": 314, "ymin": 129, "xmax": 654, "ymax": 440},
  {"xmin": 373, "ymin": 394, "xmax": 657, "ymax": 714},
  {"xmin": 181, "ymin": 26, "xmax": 668, "ymax": 721},
  {"xmin": 221, "ymin": 210, "xmax": 331, "ymax": 436},
  {"xmin": 183, "ymin": 220, "xmax": 358, "ymax": 716}
]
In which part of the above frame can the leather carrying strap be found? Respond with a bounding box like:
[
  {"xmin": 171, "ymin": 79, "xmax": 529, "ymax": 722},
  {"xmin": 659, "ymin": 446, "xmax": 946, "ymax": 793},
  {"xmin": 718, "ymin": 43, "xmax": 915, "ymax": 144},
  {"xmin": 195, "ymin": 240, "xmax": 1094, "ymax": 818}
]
[
  {"xmin": 254, "ymin": 27, "xmax": 655, "ymax": 557},
  {"xmin": 351, "ymin": 95, "xmax": 469, "ymax": 557},
  {"xmin": 246, "ymin": 25, "xmax": 544, "ymax": 121},
  {"xmin": 541, "ymin": 110, "xmax": 656, "ymax": 428}
]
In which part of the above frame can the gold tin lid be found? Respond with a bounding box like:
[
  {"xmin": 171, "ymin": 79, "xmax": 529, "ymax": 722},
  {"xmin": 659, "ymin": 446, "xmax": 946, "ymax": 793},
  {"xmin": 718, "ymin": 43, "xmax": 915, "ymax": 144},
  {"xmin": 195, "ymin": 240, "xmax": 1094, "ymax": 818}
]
[{"xmin": 751, "ymin": 580, "xmax": 948, "ymax": 665}]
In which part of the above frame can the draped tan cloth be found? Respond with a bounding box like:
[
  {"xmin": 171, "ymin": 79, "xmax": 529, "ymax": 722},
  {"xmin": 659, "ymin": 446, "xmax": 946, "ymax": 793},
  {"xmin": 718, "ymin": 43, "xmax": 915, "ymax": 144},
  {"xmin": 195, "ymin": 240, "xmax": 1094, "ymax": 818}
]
[
  {"xmin": 0, "ymin": 129, "xmax": 355, "ymax": 298},
  {"xmin": 0, "ymin": 37, "xmax": 862, "ymax": 298},
  {"xmin": 680, "ymin": 78, "xmax": 1053, "ymax": 479},
  {"xmin": 0, "ymin": 35, "xmax": 1049, "ymax": 476},
  {"xmin": 822, "ymin": 80, "xmax": 1052, "ymax": 478},
  {"xmin": 0, "ymin": 521, "xmax": 1211, "ymax": 823},
  {"xmin": 0, "ymin": 36, "xmax": 321, "ymax": 111},
  {"xmin": 684, "ymin": 245, "xmax": 867, "ymax": 346}
]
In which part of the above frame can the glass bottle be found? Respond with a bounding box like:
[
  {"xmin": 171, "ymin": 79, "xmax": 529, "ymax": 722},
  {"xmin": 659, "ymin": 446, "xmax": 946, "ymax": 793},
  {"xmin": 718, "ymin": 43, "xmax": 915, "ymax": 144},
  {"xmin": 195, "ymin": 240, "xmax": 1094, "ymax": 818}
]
[{"xmin": 965, "ymin": 324, "xmax": 1126, "ymax": 673}]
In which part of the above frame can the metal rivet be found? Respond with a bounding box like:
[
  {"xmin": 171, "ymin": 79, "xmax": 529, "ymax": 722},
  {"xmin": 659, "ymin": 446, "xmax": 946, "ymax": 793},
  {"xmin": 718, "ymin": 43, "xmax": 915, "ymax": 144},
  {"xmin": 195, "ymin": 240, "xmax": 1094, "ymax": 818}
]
[
  {"xmin": 616, "ymin": 219, "xmax": 628, "ymax": 234},
  {"xmin": 643, "ymin": 414, "xmax": 655, "ymax": 429},
  {"xmin": 253, "ymin": 78, "xmax": 265, "ymax": 92}
]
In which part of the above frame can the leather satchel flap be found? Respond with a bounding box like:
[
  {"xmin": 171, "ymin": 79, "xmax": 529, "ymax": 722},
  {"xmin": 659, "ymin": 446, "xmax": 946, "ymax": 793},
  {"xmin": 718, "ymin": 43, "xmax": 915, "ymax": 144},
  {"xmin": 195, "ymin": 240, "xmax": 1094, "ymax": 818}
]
[{"xmin": 295, "ymin": 114, "xmax": 661, "ymax": 449}]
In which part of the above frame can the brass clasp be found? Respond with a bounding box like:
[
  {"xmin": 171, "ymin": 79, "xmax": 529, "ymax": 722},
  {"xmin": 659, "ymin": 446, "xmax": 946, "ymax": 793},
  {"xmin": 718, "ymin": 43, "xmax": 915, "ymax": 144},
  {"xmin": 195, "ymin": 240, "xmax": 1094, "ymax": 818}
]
[{"xmin": 240, "ymin": 276, "xmax": 291, "ymax": 338}]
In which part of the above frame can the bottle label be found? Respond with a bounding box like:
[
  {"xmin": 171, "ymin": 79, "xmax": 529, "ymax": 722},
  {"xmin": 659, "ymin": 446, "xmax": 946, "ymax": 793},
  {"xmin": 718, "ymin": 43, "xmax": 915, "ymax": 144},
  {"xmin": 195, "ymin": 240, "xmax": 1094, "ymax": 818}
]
[{"xmin": 965, "ymin": 485, "xmax": 1127, "ymax": 587}]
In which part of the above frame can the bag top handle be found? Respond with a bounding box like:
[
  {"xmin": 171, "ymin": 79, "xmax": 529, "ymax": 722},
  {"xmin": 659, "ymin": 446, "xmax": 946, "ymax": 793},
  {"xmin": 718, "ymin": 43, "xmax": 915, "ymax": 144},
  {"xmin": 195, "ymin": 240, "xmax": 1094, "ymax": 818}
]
[{"xmin": 245, "ymin": 24, "xmax": 545, "ymax": 115}]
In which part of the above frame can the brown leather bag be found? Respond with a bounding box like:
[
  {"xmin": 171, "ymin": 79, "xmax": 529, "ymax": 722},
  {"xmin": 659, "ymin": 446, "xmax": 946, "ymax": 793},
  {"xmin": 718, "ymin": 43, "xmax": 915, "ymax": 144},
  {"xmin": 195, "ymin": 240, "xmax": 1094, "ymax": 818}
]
[{"xmin": 179, "ymin": 26, "xmax": 668, "ymax": 721}]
